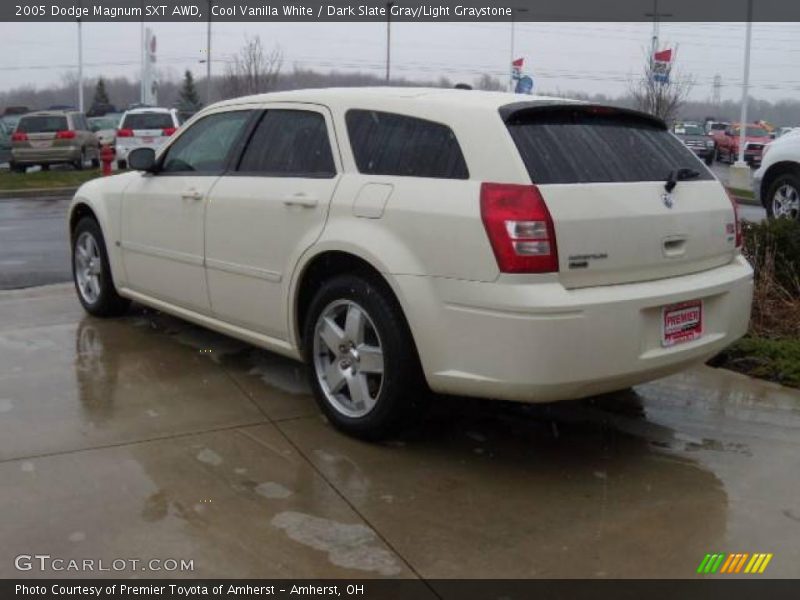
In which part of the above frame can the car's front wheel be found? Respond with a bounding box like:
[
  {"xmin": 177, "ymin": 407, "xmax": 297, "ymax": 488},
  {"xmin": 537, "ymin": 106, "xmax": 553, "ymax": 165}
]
[
  {"xmin": 303, "ymin": 274, "xmax": 425, "ymax": 440},
  {"xmin": 765, "ymin": 173, "xmax": 800, "ymax": 221},
  {"xmin": 72, "ymin": 217, "xmax": 131, "ymax": 317}
]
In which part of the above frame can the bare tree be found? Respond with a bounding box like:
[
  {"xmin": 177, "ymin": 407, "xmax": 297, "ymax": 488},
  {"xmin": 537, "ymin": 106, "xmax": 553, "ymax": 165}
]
[
  {"xmin": 220, "ymin": 36, "xmax": 282, "ymax": 99},
  {"xmin": 474, "ymin": 74, "xmax": 504, "ymax": 91},
  {"xmin": 629, "ymin": 50, "xmax": 693, "ymax": 124}
]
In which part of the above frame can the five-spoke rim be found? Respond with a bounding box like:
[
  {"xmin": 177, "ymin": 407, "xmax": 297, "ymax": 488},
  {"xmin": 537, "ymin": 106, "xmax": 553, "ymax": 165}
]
[
  {"xmin": 772, "ymin": 184, "xmax": 800, "ymax": 220},
  {"xmin": 74, "ymin": 231, "xmax": 102, "ymax": 304},
  {"xmin": 312, "ymin": 299, "xmax": 385, "ymax": 418}
]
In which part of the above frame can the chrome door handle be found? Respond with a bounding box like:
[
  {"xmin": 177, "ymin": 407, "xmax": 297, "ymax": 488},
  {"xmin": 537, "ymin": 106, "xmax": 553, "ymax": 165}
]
[
  {"xmin": 282, "ymin": 193, "xmax": 318, "ymax": 208},
  {"xmin": 181, "ymin": 189, "xmax": 203, "ymax": 201}
]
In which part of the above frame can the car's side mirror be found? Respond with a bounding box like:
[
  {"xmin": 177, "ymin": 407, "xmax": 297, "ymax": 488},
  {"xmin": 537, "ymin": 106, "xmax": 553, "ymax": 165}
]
[{"xmin": 128, "ymin": 147, "xmax": 158, "ymax": 172}]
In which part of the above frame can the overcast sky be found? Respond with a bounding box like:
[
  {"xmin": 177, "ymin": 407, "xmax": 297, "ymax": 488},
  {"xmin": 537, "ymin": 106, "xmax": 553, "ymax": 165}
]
[{"xmin": 1, "ymin": 21, "xmax": 799, "ymax": 102}]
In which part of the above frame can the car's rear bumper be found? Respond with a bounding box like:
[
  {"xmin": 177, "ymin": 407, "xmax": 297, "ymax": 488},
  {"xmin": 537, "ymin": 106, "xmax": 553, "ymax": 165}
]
[
  {"xmin": 12, "ymin": 146, "xmax": 81, "ymax": 164},
  {"xmin": 396, "ymin": 255, "xmax": 753, "ymax": 403}
]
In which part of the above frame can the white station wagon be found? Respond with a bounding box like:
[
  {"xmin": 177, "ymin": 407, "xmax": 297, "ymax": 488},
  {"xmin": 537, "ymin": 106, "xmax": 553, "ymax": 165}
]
[{"xmin": 69, "ymin": 88, "xmax": 753, "ymax": 439}]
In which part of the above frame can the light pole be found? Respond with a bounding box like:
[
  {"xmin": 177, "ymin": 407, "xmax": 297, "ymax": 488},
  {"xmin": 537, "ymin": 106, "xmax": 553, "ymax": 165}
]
[
  {"xmin": 509, "ymin": 8, "xmax": 528, "ymax": 92},
  {"xmin": 736, "ymin": 0, "xmax": 754, "ymax": 166},
  {"xmin": 386, "ymin": 2, "xmax": 395, "ymax": 82},
  {"xmin": 77, "ymin": 17, "xmax": 84, "ymax": 112},
  {"xmin": 205, "ymin": 0, "xmax": 213, "ymax": 104}
]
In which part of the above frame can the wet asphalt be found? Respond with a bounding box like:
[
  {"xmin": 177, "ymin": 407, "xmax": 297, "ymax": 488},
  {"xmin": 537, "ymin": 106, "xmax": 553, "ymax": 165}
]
[
  {"xmin": 0, "ymin": 285, "xmax": 798, "ymax": 579},
  {"xmin": 0, "ymin": 195, "xmax": 72, "ymax": 290}
]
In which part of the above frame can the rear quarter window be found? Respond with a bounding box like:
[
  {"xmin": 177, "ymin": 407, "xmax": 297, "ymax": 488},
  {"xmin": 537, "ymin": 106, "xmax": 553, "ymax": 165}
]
[
  {"xmin": 17, "ymin": 116, "xmax": 68, "ymax": 133},
  {"xmin": 346, "ymin": 110, "xmax": 468, "ymax": 179},
  {"xmin": 505, "ymin": 107, "xmax": 713, "ymax": 184}
]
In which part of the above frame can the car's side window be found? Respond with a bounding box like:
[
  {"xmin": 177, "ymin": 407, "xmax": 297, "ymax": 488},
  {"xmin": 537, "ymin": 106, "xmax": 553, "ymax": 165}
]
[
  {"xmin": 161, "ymin": 111, "xmax": 251, "ymax": 174},
  {"xmin": 345, "ymin": 109, "xmax": 469, "ymax": 179},
  {"xmin": 236, "ymin": 110, "xmax": 336, "ymax": 178}
]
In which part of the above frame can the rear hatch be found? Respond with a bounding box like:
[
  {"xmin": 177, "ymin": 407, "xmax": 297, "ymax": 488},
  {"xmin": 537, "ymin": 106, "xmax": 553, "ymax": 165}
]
[
  {"xmin": 14, "ymin": 115, "xmax": 70, "ymax": 150},
  {"xmin": 119, "ymin": 112, "xmax": 175, "ymax": 147},
  {"xmin": 503, "ymin": 104, "xmax": 738, "ymax": 288}
]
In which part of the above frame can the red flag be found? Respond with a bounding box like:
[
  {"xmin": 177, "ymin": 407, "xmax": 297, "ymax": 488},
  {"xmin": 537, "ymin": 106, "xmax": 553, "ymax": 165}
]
[
  {"xmin": 512, "ymin": 58, "xmax": 524, "ymax": 68},
  {"xmin": 654, "ymin": 49, "xmax": 672, "ymax": 62}
]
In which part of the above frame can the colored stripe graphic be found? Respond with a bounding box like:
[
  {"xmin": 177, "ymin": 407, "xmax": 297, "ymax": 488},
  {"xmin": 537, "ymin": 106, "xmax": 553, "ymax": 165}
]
[
  {"xmin": 697, "ymin": 554, "xmax": 712, "ymax": 574},
  {"xmin": 710, "ymin": 554, "xmax": 726, "ymax": 573},
  {"xmin": 699, "ymin": 552, "xmax": 773, "ymax": 574},
  {"xmin": 759, "ymin": 554, "xmax": 773, "ymax": 573},
  {"xmin": 720, "ymin": 554, "xmax": 736, "ymax": 573}
]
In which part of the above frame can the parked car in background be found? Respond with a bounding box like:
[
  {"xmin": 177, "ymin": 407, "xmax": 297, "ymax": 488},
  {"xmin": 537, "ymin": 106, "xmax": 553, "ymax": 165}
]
[
  {"xmin": 10, "ymin": 110, "xmax": 99, "ymax": 172},
  {"xmin": 115, "ymin": 107, "xmax": 179, "ymax": 169},
  {"xmin": 88, "ymin": 116, "xmax": 120, "ymax": 148},
  {"xmin": 753, "ymin": 128, "xmax": 800, "ymax": 220},
  {"xmin": 712, "ymin": 123, "xmax": 772, "ymax": 166},
  {"xmin": 673, "ymin": 122, "xmax": 714, "ymax": 165},
  {"xmin": 1, "ymin": 107, "xmax": 29, "ymax": 132},
  {"xmin": 0, "ymin": 119, "xmax": 11, "ymax": 164},
  {"xmin": 67, "ymin": 88, "xmax": 753, "ymax": 439},
  {"xmin": 705, "ymin": 121, "xmax": 729, "ymax": 137}
]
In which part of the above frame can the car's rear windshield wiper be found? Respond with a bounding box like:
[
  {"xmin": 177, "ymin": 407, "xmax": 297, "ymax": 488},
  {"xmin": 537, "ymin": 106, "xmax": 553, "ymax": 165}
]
[{"xmin": 664, "ymin": 167, "xmax": 701, "ymax": 192}]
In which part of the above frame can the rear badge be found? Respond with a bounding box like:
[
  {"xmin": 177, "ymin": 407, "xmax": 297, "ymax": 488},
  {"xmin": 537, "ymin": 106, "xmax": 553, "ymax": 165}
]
[
  {"xmin": 568, "ymin": 253, "xmax": 608, "ymax": 269},
  {"xmin": 662, "ymin": 191, "xmax": 675, "ymax": 209}
]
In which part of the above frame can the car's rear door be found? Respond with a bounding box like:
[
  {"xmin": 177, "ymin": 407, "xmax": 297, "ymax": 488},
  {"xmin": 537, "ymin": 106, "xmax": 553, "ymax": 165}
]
[
  {"xmin": 503, "ymin": 105, "xmax": 739, "ymax": 289},
  {"xmin": 204, "ymin": 104, "xmax": 341, "ymax": 339},
  {"xmin": 120, "ymin": 109, "xmax": 253, "ymax": 313}
]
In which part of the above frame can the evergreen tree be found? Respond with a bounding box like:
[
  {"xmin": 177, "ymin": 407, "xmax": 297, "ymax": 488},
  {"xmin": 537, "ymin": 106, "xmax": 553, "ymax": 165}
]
[
  {"xmin": 92, "ymin": 77, "xmax": 110, "ymax": 106},
  {"xmin": 178, "ymin": 70, "xmax": 202, "ymax": 114}
]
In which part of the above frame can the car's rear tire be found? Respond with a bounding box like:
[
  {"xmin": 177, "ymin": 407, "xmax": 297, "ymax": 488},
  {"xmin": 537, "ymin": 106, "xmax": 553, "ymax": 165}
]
[
  {"xmin": 9, "ymin": 162, "xmax": 25, "ymax": 173},
  {"xmin": 117, "ymin": 159, "xmax": 127, "ymax": 170},
  {"xmin": 40, "ymin": 163, "xmax": 50, "ymax": 171},
  {"xmin": 72, "ymin": 217, "xmax": 131, "ymax": 317},
  {"xmin": 73, "ymin": 148, "xmax": 86, "ymax": 170},
  {"xmin": 765, "ymin": 172, "xmax": 800, "ymax": 221},
  {"xmin": 303, "ymin": 273, "xmax": 426, "ymax": 440}
]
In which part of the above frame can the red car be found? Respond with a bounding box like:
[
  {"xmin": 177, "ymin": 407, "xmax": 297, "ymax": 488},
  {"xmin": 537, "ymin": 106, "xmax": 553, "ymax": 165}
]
[{"xmin": 712, "ymin": 123, "xmax": 771, "ymax": 166}]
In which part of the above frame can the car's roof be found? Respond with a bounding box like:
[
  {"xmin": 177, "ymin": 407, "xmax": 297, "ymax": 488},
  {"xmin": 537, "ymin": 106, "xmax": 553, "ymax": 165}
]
[
  {"xmin": 123, "ymin": 107, "xmax": 174, "ymax": 114},
  {"xmin": 214, "ymin": 87, "xmax": 582, "ymax": 112},
  {"xmin": 20, "ymin": 110, "xmax": 75, "ymax": 117}
]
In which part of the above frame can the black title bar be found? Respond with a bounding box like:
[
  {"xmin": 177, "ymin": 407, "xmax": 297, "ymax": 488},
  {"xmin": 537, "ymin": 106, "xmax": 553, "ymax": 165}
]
[{"xmin": 4, "ymin": 0, "xmax": 800, "ymax": 22}]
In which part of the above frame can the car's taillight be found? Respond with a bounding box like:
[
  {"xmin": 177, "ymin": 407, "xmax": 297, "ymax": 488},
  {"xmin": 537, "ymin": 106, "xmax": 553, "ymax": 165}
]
[
  {"xmin": 162, "ymin": 127, "xmax": 177, "ymax": 136},
  {"xmin": 480, "ymin": 182, "xmax": 559, "ymax": 273},
  {"xmin": 55, "ymin": 130, "xmax": 76, "ymax": 139},
  {"xmin": 11, "ymin": 132, "xmax": 28, "ymax": 142},
  {"xmin": 726, "ymin": 190, "xmax": 743, "ymax": 248},
  {"xmin": 117, "ymin": 128, "xmax": 134, "ymax": 137}
]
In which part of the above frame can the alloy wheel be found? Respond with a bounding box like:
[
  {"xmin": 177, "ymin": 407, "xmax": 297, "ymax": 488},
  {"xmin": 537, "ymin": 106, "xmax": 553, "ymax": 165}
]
[
  {"xmin": 74, "ymin": 231, "xmax": 102, "ymax": 304},
  {"xmin": 772, "ymin": 184, "xmax": 800, "ymax": 220},
  {"xmin": 312, "ymin": 299, "xmax": 385, "ymax": 418}
]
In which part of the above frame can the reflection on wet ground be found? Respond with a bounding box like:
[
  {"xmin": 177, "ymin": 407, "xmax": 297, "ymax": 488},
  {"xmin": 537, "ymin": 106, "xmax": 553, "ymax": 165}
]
[{"xmin": 1, "ymin": 285, "xmax": 799, "ymax": 579}]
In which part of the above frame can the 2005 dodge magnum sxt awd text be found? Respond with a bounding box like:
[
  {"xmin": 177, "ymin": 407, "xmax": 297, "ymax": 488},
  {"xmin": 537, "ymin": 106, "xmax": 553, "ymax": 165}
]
[{"xmin": 68, "ymin": 88, "xmax": 753, "ymax": 439}]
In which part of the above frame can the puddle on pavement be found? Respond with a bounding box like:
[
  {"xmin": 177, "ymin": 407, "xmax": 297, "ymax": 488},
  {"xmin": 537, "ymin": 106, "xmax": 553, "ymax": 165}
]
[{"xmin": 3, "ymin": 297, "xmax": 800, "ymax": 577}]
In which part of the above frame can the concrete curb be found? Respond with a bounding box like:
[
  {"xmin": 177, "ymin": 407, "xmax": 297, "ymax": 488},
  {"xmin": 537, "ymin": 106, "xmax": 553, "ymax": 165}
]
[{"xmin": 0, "ymin": 187, "xmax": 78, "ymax": 199}]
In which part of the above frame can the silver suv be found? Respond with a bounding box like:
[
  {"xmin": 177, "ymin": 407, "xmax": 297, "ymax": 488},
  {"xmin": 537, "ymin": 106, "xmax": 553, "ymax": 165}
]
[{"xmin": 11, "ymin": 110, "xmax": 99, "ymax": 172}]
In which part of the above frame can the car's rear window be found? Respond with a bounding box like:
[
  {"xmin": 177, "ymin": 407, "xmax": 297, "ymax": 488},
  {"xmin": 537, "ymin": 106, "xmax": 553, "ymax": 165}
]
[
  {"xmin": 122, "ymin": 113, "xmax": 174, "ymax": 130},
  {"xmin": 505, "ymin": 107, "xmax": 713, "ymax": 184},
  {"xmin": 17, "ymin": 116, "xmax": 68, "ymax": 133},
  {"xmin": 346, "ymin": 110, "xmax": 468, "ymax": 179}
]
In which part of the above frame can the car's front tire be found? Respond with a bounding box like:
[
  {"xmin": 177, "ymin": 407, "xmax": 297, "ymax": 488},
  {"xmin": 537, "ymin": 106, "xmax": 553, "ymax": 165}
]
[
  {"xmin": 72, "ymin": 217, "xmax": 131, "ymax": 317},
  {"xmin": 303, "ymin": 274, "xmax": 426, "ymax": 440},
  {"xmin": 765, "ymin": 172, "xmax": 800, "ymax": 221}
]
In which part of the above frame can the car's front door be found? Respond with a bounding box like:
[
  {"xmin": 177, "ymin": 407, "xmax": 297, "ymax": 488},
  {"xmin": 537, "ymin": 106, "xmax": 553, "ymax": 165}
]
[
  {"xmin": 120, "ymin": 109, "xmax": 252, "ymax": 313},
  {"xmin": 205, "ymin": 105, "xmax": 341, "ymax": 338}
]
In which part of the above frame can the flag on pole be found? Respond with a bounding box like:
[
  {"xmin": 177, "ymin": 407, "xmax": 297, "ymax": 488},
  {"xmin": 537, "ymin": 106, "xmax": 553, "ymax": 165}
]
[
  {"xmin": 511, "ymin": 58, "xmax": 524, "ymax": 80},
  {"xmin": 653, "ymin": 48, "xmax": 673, "ymax": 84}
]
